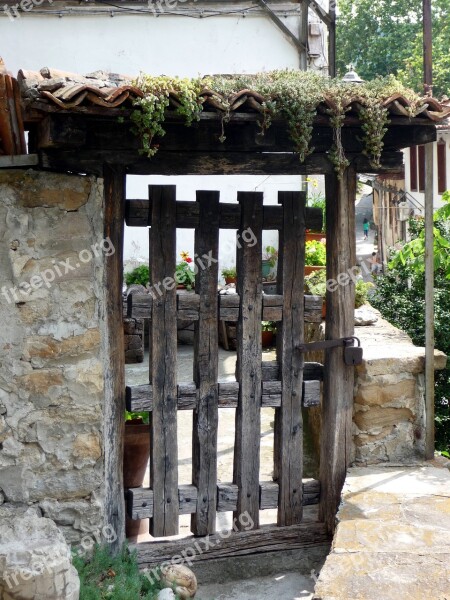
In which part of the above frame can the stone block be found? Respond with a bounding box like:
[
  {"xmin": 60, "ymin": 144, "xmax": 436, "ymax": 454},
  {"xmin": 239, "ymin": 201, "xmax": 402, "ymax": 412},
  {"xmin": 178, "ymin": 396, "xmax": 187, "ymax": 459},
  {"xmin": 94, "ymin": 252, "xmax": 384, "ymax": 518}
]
[
  {"xmin": 1, "ymin": 169, "xmax": 92, "ymax": 211},
  {"xmin": 353, "ymin": 406, "xmax": 413, "ymax": 432},
  {"xmin": 0, "ymin": 507, "xmax": 80, "ymax": 600}
]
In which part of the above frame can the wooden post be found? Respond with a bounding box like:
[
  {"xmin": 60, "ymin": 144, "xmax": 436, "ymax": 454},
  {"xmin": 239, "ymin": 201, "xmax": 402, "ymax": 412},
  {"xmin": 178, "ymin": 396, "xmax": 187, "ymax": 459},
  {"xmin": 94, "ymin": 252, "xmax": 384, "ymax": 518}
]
[
  {"xmin": 424, "ymin": 143, "xmax": 435, "ymax": 459},
  {"xmin": 149, "ymin": 185, "xmax": 179, "ymax": 537},
  {"xmin": 103, "ymin": 164, "xmax": 126, "ymax": 553},
  {"xmin": 275, "ymin": 191, "xmax": 306, "ymax": 526},
  {"xmin": 192, "ymin": 191, "xmax": 220, "ymax": 535},
  {"xmin": 319, "ymin": 164, "xmax": 357, "ymax": 533},
  {"xmin": 328, "ymin": 1, "xmax": 336, "ymax": 78},
  {"xmin": 233, "ymin": 192, "xmax": 263, "ymax": 529}
]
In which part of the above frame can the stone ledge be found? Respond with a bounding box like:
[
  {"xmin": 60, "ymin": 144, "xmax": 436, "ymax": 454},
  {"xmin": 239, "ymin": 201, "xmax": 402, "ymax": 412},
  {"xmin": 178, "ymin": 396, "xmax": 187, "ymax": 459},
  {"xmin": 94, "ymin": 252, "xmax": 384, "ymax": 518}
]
[{"xmin": 313, "ymin": 464, "xmax": 450, "ymax": 600}]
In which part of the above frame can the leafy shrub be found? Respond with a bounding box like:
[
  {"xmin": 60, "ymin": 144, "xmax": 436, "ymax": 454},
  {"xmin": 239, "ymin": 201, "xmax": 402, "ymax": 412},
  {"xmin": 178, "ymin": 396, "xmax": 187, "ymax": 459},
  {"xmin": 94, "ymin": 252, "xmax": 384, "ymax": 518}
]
[
  {"xmin": 125, "ymin": 265, "xmax": 150, "ymax": 287},
  {"xmin": 305, "ymin": 240, "xmax": 326, "ymax": 266},
  {"xmin": 371, "ymin": 211, "xmax": 450, "ymax": 454},
  {"xmin": 73, "ymin": 544, "xmax": 164, "ymax": 600}
]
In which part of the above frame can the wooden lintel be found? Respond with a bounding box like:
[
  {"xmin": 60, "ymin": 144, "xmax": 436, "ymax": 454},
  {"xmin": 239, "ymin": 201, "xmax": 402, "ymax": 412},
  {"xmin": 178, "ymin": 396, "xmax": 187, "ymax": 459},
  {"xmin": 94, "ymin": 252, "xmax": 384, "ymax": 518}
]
[{"xmin": 0, "ymin": 154, "xmax": 38, "ymax": 168}]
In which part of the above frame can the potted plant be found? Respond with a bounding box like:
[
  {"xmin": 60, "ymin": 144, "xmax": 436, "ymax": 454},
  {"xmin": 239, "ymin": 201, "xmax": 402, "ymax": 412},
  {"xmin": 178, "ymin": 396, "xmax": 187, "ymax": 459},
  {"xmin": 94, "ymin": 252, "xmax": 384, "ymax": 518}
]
[
  {"xmin": 124, "ymin": 264, "xmax": 151, "ymax": 287},
  {"xmin": 304, "ymin": 268, "xmax": 327, "ymax": 318},
  {"xmin": 306, "ymin": 177, "xmax": 326, "ymax": 239},
  {"xmin": 262, "ymin": 246, "xmax": 278, "ymax": 279},
  {"xmin": 305, "ymin": 239, "xmax": 326, "ymax": 276},
  {"xmin": 176, "ymin": 251, "xmax": 195, "ymax": 290},
  {"xmin": 124, "ymin": 411, "xmax": 150, "ymax": 537},
  {"xmin": 222, "ymin": 266, "xmax": 237, "ymax": 285},
  {"xmin": 261, "ymin": 321, "xmax": 277, "ymax": 347},
  {"xmin": 355, "ymin": 279, "xmax": 375, "ymax": 308}
]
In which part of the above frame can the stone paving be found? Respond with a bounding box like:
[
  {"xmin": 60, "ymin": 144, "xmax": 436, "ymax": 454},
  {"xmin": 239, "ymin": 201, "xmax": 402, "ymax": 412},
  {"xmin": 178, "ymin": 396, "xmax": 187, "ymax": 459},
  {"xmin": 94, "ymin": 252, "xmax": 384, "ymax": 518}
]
[{"xmin": 313, "ymin": 462, "xmax": 450, "ymax": 600}]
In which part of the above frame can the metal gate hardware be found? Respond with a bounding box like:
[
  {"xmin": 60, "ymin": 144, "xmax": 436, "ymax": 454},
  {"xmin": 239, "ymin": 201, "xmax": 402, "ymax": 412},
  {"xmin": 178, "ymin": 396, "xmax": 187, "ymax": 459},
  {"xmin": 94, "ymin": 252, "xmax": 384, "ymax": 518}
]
[{"xmin": 296, "ymin": 336, "xmax": 363, "ymax": 366}]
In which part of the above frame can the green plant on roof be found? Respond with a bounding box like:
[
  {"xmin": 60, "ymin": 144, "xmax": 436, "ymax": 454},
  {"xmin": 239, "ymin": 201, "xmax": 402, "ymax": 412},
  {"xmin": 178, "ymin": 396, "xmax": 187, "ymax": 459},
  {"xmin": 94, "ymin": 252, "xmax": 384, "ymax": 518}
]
[{"xmin": 130, "ymin": 71, "xmax": 423, "ymax": 177}]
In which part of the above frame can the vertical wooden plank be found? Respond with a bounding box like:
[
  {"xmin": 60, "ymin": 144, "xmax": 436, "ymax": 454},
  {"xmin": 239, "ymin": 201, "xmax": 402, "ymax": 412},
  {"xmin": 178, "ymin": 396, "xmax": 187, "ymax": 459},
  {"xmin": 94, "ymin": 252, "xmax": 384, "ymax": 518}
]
[
  {"xmin": 275, "ymin": 191, "xmax": 306, "ymax": 527},
  {"xmin": 149, "ymin": 185, "xmax": 179, "ymax": 537},
  {"xmin": 103, "ymin": 164, "xmax": 126, "ymax": 553},
  {"xmin": 233, "ymin": 192, "xmax": 263, "ymax": 529},
  {"xmin": 191, "ymin": 190, "xmax": 220, "ymax": 535},
  {"xmin": 319, "ymin": 165, "xmax": 357, "ymax": 534}
]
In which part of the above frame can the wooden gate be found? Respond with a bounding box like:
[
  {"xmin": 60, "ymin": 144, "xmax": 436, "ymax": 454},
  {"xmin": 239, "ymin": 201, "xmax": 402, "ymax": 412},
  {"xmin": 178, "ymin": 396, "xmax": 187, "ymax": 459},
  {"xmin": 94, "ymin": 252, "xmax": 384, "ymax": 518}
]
[{"xmin": 125, "ymin": 185, "xmax": 329, "ymax": 565}]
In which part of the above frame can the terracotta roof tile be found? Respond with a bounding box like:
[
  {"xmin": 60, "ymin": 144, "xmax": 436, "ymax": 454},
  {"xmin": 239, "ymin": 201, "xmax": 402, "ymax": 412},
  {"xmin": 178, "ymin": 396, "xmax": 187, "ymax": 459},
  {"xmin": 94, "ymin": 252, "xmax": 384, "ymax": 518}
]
[{"xmin": 17, "ymin": 68, "xmax": 450, "ymax": 123}]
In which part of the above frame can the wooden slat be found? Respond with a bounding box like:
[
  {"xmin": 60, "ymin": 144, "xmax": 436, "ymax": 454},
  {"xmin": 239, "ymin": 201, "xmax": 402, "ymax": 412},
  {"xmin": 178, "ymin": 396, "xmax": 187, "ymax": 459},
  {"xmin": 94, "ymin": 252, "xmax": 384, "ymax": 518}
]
[
  {"xmin": 127, "ymin": 292, "xmax": 322, "ymax": 323},
  {"xmin": 133, "ymin": 520, "xmax": 329, "ymax": 568},
  {"xmin": 319, "ymin": 166, "xmax": 357, "ymax": 534},
  {"xmin": 127, "ymin": 479, "xmax": 321, "ymax": 520},
  {"xmin": 191, "ymin": 190, "xmax": 220, "ymax": 535},
  {"xmin": 275, "ymin": 191, "xmax": 306, "ymax": 526},
  {"xmin": 125, "ymin": 199, "xmax": 323, "ymax": 232},
  {"xmin": 149, "ymin": 185, "xmax": 179, "ymax": 537},
  {"xmin": 102, "ymin": 165, "xmax": 126, "ymax": 553},
  {"xmin": 234, "ymin": 192, "xmax": 263, "ymax": 529}
]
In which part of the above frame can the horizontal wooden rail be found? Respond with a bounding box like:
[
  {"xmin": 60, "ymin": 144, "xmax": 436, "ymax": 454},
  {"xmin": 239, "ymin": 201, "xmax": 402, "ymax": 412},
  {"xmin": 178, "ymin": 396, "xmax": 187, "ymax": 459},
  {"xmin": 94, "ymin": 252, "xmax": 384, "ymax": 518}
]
[
  {"xmin": 126, "ymin": 361, "xmax": 323, "ymax": 412},
  {"xmin": 127, "ymin": 293, "xmax": 323, "ymax": 324},
  {"xmin": 127, "ymin": 479, "xmax": 320, "ymax": 520},
  {"xmin": 125, "ymin": 200, "xmax": 323, "ymax": 232}
]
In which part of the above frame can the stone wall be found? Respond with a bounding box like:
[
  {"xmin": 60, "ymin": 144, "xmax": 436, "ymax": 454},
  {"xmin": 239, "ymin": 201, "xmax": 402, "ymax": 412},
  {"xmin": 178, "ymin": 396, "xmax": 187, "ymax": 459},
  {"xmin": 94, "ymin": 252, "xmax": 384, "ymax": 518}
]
[
  {"xmin": 0, "ymin": 169, "xmax": 107, "ymax": 543},
  {"xmin": 353, "ymin": 316, "xmax": 446, "ymax": 464},
  {"xmin": 308, "ymin": 313, "xmax": 447, "ymax": 465}
]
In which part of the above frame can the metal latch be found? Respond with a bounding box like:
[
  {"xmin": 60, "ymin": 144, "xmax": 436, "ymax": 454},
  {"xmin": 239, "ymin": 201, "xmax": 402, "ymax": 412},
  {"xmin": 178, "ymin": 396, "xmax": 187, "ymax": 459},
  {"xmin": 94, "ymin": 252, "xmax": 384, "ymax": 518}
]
[{"xmin": 296, "ymin": 336, "xmax": 363, "ymax": 366}]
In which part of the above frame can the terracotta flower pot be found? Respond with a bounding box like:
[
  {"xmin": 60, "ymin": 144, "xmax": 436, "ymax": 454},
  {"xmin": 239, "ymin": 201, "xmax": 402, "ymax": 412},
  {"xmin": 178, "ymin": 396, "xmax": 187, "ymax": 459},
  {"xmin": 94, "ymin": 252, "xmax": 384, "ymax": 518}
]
[
  {"xmin": 262, "ymin": 330, "xmax": 274, "ymax": 348},
  {"xmin": 123, "ymin": 421, "xmax": 150, "ymax": 489},
  {"xmin": 304, "ymin": 265, "xmax": 326, "ymax": 277},
  {"xmin": 225, "ymin": 277, "xmax": 237, "ymax": 285},
  {"xmin": 306, "ymin": 232, "xmax": 326, "ymax": 242}
]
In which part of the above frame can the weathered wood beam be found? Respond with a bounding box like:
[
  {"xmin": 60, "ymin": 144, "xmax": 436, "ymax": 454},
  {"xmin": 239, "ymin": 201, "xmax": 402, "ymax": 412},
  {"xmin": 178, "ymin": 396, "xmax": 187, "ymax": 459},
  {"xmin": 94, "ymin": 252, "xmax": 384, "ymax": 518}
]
[
  {"xmin": 127, "ymin": 479, "xmax": 321, "ymax": 520},
  {"xmin": 149, "ymin": 185, "xmax": 179, "ymax": 537},
  {"xmin": 234, "ymin": 192, "xmax": 264, "ymax": 529},
  {"xmin": 126, "ymin": 376, "xmax": 322, "ymax": 412},
  {"xmin": 102, "ymin": 164, "xmax": 126, "ymax": 554},
  {"xmin": 126, "ymin": 292, "xmax": 323, "ymax": 324},
  {"xmin": 0, "ymin": 154, "xmax": 38, "ymax": 168},
  {"xmin": 275, "ymin": 191, "xmax": 305, "ymax": 526},
  {"xmin": 191, "ymin": 191, "xmax": 220, "ymax": 535},
  {"xmin": 319, "ymin": 164, "xmax": 357, "ymax": 534},
  {"xmin": 125, "ymin": 200, "xmax": 323, "ymax": 232},
  {"xmin": 133, "ymin": 520, "xmax": 329, "ymax": 568}
]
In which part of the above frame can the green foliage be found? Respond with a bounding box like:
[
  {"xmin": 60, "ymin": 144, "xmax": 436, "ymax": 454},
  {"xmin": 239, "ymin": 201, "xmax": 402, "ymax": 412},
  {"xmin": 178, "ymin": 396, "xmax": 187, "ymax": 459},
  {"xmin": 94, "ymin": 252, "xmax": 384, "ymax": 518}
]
[
  {"xmin": 175, "ymin": 261, "xmax": 195, "ymax": 290},
  {"xmin": 304, "ymin": 268, "xmax": 327, "ymax": 298},
  {"xmin": 355, "ymin": 279, "xmax": 374, "ymax": 308},
  {"xmin": 131, "ymin": 71, "xmax": 423, "ymax": 176},
  {"xmin": 305, "ymin": 240, "xmax": 326, "ymax": 266},
  {"xmin": 306, "ymin": 178, "xmax": 326, "ymax": 231},
  {"xmin": 221, "ymin": 266, "xmax": 237, "ymax": 279},
  {"xmin": 261, "ymin": 321, "xmax": 277, "ymax": 332},
  {"xmin": 124, "ymin": 265, "xmax": 150, "ymax": 287},
  {"xmin": 371, "ymin": 212, "xmax": 450, "ymax": 453},
  {"xmin": 263, "ymin": 246, "xmax": 278, "ymax": 268},
  {"xmin": 125, "ymin": 411, "xmax": 149, "ymax": 425},
  {"xmin": 72, "ymin": 544, "xmax": 164, "ymax": 600},
  {"xmin": 131, "ymin": 75, "xmax": 203, "ymax": 157},
  {"xmin": 389, "ymin": 196, "xmax": 450, "ymax": 279},
  {"xmin": 336, "ymin": 0, "xmax": 450, "ymax": 97}
]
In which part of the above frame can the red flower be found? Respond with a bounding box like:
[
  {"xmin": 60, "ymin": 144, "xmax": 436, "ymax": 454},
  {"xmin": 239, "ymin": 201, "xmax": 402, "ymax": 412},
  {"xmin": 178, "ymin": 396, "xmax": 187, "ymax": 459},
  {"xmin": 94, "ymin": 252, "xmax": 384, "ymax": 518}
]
[{"xmin": 185, "ymin": 257, "xmax": 193, "ymax": 263}]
